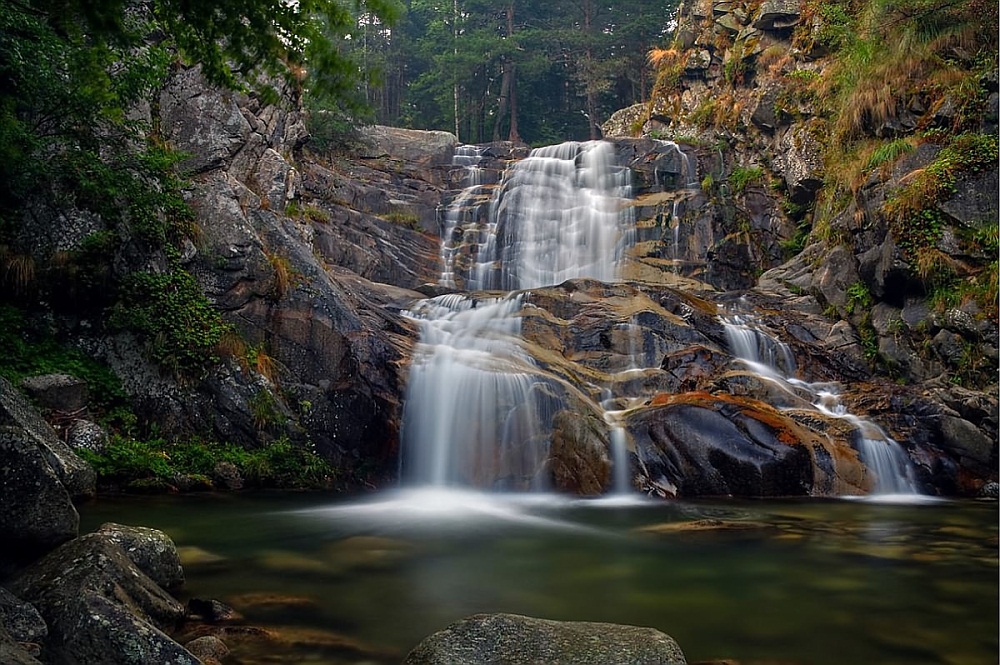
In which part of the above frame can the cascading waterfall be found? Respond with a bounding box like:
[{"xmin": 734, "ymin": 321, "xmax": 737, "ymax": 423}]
[
  {"xmin": 471, "ymin": 140, "xmax": 635, "ymax": 291},
  {"xmin": 722, "ymin": 312, "xmax": 920, "ymax": 495},
  {"xmin": 402, "ymin": 140, "xmax": 637, "ymax": 492},
  {"xmin": 440, "ymin": 146, "xmax": 490, "ymax": 288},
  {"xmin": 401, "ymin": 294, "xmax": 552, "ymax": 489}
]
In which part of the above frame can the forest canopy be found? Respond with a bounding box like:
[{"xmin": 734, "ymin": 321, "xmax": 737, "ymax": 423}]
[{"xmin": 351, "ymin": 0, "xmax": 680, "ymax": 145}]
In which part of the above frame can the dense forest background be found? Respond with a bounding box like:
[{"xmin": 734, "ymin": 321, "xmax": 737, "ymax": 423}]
[{"xmin": 337, "ymin": 0, "xmax": 678, "ymax": 145}]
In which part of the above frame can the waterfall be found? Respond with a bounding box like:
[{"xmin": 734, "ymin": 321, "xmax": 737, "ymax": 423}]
[
  {"xmin": 402, "ymin": 140, "xmax": 637, "ymax": 493},
  {"xmin": 721, "ymin": 313, "xmax": 920, "ymax": 495},
  {"xmin": 401, "ymin": 294, "xmax": 552, "ymax": 489},
  {"xmin": 440, "ymin": 146, "xmax": 490, "ymax": 288},
  {"xmin": 470, "ymin": 140, "xmax": 635, "ymax": 290}
]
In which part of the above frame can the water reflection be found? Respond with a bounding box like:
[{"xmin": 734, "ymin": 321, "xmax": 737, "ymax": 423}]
[{"xmin": 78, "ymin": 495, "xmax": 998, "ymax": 665}]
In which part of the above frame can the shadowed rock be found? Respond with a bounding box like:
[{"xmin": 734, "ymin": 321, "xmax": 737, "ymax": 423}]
[
  {"xmin": 404, "ymin": 613, "xmax": 687, "ymax": 665},
  {"xmin": 8, "ymin": 534, "xmax": 196, "ymax": 665}
]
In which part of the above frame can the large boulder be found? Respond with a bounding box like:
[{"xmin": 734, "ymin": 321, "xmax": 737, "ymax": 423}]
[
  {"xmin": 356, "ymin": 125, "xmax": 458, "ymax": 167},
  {"xmin": 626, "ymin": 392, "xmax": 818, "ymax": 497},
  {"xmin": 8, "ymin": 533, "xmax": 197, "ymax": 665},
  {"xmin": 0, "ymin": 626, "xmax": 42, "ymax": 665},
  {"xmin": 0, "ymin": 426, "xmax": 79, "ymax": 569},
  {"xmin": 94, "ymin": 523, "xmax": 185, "ymax": 591},
  {"xmin": 403, "ymin": 613, "xmax": 687, "ymax": 665},
  {"xmin": 0, "ymin": 588, "xmax": 47, "ymax": 645},
  {"xmin": 0, "ymin": 377, "xmax": 95, "ymax": 500}
]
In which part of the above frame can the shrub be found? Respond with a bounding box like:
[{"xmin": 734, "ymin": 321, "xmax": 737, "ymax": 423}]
[
  {"xmin": 729, "ymin": 166, "xmax": 765, "ymax": 195},
  {"xmin": 110, "ymin": 269, "xmax": 233, "ymax": 378}
]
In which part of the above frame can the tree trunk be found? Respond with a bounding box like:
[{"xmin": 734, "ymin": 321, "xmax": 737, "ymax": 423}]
[
  {"xmin": 584, "ymin": 0, "xmax": 598, "ymax": 140},
  {"xmin": 453, "ymin": 0, "xmax": 460, "ymax": 141}
]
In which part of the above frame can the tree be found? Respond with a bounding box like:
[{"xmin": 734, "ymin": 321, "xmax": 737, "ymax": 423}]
[{"xmin": 391, "ymin": 0, "xmax": 678, "ymax": 145}]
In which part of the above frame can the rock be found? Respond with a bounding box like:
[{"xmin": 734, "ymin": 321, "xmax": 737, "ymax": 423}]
[
  {"xmin": 549, "ymin": 409, "xmax": 613, "ymax": 495},
  {"xmin": 937, "ymin": 169, "xmax": 1000, "ymax": 228},
  {"xmin": 66, "ymin": 419, "xmax": 109, "ymax": 454},
  {"xmin": 812, "ymin": 245, "xmax": 861, "ymax": 312},
  {"xmin": 627, "ymin": 393, "xmax": 815, "ymax": 497},
  {"xmin": 160, "ymin": 65, "xmax": 253, "ymax": 174},
  {"xmin": 978, "ymin": 481, "xmax": 999, "ymax": 498},
  {"xmin": 602, "ymin": 103, "xmax": 649, "ymax": 138},
  {"xmin": 186, "ymin": 598, "xmax": 242, "ymax": 624},
  {"xmin": 253, "ymin": 147, "xmax": 297, "ymax": 211},
  {"xmin": 18, "ymin": 373, "xmax": 89, "ymax": 414},
  {"xmin": 0, "ymin": 426, "xmax": 79, "ymax": 568},
  {"xmin": 94, "ymin": 523, "xmax": 185, "ymax": 590},
  {"xmin": 0, "ymin": 588, "xmax": 47, "ymax": 644},
  {"xmin": 0, "ymin": 376, "xmax": 95, "ymax": 499},
  {"xmin": 8, "ymin": 533, "xmax": 196, "ymax": 665},
  {"xmin": 750, "ymin": 84, "xmax": 783, "ymax": 132},
  {"xmin": 403, "ymin": 613, "xmax": 687, "ymax": 665},
  {"xmin": 753, "ymin": 0, "xmax": 801, "ymax": 30},
  {"xmin": 211, "ymin": 460, "xmax": 244, "ymax": 490},
  {"xmin": 935, "ymin": 415, "xmax": 995, "ymax": 476},
  {"xmin": 774, "ymin": 126, "xmax": 823, "ymax": 203},
  {"xmin": 356, "ymin": 125, "xmax": 458, "ymax": 167},
  {"xmin": 184, "ymin": 635, "xmax": 230, "ymax": 662},
  {"xmin": 0, "ymin": 625, "xmax": 42, "ymax": 665}
]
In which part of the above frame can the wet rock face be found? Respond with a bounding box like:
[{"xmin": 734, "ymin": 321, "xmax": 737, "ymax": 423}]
[
  {"xmin": 628, "ymin": 394, "xmax": 815, "ymax": 497},
  {"xmin": 404, "ymin": 613, "xmax": 687, "ymax": 665}
]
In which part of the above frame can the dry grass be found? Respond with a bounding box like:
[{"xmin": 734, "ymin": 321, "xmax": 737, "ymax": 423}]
[
  {"xmin": 0, "ymin": 246, "xmax": 36, "ymax": 293},
  {"xmin": 267, "ymin": 252, "xmax": 295, "ymax": 299},
  {"xmin": 647, "ymin": 47, "xmax": 683, "ymax": 68},
  {"xmin": 915, "ymin": 247, "xmax": 963, "ymax": 282},
  {"xmin": 217, "ymin": 329, "xmax": 249, "ymax": 368}
]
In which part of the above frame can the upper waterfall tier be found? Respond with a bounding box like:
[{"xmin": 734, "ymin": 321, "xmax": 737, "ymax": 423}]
[{"xmin": 465, "ymin": 140, "xmax": 635, "ymax": 291}]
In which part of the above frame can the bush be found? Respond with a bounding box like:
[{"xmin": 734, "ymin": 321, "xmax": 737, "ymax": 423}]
[
  {"xmin": 79, "ymin": 436, "xmax": 336, "ymax": 490},
  {"xmin": 110, "ymin": 269, "xmax": 234, "ymax": 378}
]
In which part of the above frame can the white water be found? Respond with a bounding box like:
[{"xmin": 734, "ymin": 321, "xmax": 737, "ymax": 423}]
[
  {"xmin": 401, "ymin": 294, "xmax": 550, "ymax": 489},
  {"xmin": 439, "ymin": 146, "xmax": 490, "ymax": 287},
  {"xmin": 404, "ymin": 140, "xmax": 638, "ymax": 493},
  {"xmin": 470, "ymin": 140, "xmax": 635, "ymax": 290},
  {"xmin": 722, "ymin": 312, "xmax": 920, "ymax": 495}
]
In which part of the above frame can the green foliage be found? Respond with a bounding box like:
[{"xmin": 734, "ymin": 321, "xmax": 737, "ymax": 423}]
[
  {"xmin": 303, "ymin": 206, "xmax": 331, "ymax": 224},
  {"xmin": 723, "ymin": 49, "xmax": 748, "ymax": 86},
  {"xmin": 865, "ymin": 139, "xmax": 915, "ymax": 171},
  {"xmin": 971, "ymin": 224, "xmax": 1000, "ymax": 254},
  {"xmin": 250, "ymin": 389, "xmax": 288, "ymax": 430},
  {"xmin": 110, "ymin": 270, "xmax": 233, "ymax": 378},
  {"xmin": 700, "ymin": 173, "xmax": 716, "ymax": 195},
  {"xmin": 857, "ymin": 316, "xmax": 879, "ymax": 361},
  {"xmin": 884, "ymin": 132, "xmax": 999, "ymax": 255},
  {"xmin": 846, "ymin": 281, "xmax": 873, "ymax": 315},
  {"xmin": 0, "ymin": 304, "xmax": 128, "ymax": 414},
  {"xmin": 780, "ymin": 219, "xmax": 813, "ymax": 258},
  {"xmin": 79, "ymin": 435, "xmax": 336, "ymax": 490},
  {"xmin": 688, "ymin": 98, "xmax": 718, "ymax": 129},
  {"xmin": 381, "ymin": 210, "xmax": 421, "ymax": 229},
  {"xmin": 729, "ymin": 166, "xmax": 765, "ymax": 195}
]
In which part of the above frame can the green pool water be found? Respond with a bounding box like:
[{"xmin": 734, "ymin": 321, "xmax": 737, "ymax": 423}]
[{"xmin": 79, "ymin": 491, "xmax": 999, "ymax": 665}]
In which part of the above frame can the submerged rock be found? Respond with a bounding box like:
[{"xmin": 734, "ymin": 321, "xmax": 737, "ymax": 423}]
[{"xmin": 404, "ymin": 613, "xmax": 687, "ymax": 665}]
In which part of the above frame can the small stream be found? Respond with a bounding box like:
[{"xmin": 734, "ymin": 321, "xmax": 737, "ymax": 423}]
[{"xmin": 80, "ymin": 493, "xmax": 998, "ymax": 665}]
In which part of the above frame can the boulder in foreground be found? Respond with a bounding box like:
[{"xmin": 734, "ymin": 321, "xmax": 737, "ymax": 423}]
[{"xmin": 403, "ymin": 613, "xmax": 686, "ymax": 665}]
